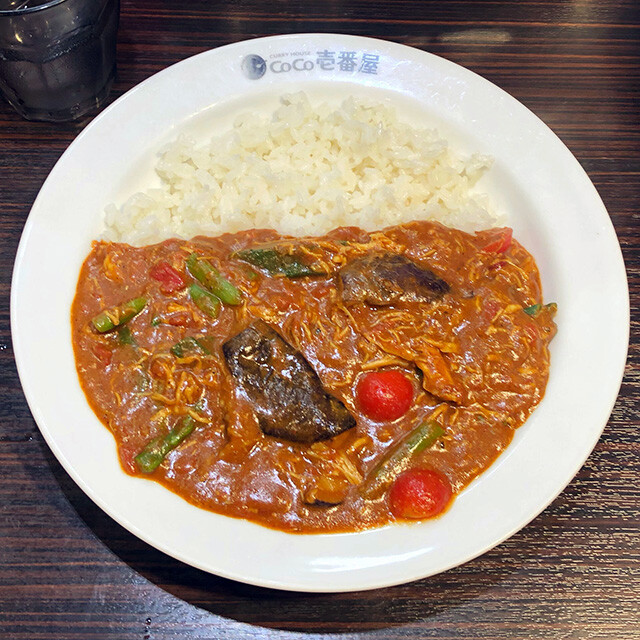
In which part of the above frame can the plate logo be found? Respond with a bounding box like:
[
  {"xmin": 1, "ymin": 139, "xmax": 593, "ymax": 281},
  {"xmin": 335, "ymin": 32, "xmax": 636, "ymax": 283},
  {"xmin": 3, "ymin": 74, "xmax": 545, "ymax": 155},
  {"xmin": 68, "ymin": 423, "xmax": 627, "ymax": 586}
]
[
  {"xmin": 242, "ymin": 50, "xmax": 381, "ymax": 79},
  {"xmin": 241, "ymin": 54, "xmax": 267, "ymax": 79}
]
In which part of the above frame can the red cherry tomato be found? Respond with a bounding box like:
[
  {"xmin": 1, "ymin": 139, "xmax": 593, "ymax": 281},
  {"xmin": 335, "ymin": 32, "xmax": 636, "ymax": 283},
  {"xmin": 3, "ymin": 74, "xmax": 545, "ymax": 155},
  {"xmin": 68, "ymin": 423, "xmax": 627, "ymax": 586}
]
[
  {"xmin": 389, "ymin": 469, "xmax": 452, "ymax": 519},
  {"xmin": 478, "ymin": 227, "xmax": 513, "ymax": 253},
  {"xmin": 149, "ymin": 261, "xmax": 186, "ymax": 293},
  {"xmin": 357, "ymin": 370, "xmax": 414, "ymax": 422}
]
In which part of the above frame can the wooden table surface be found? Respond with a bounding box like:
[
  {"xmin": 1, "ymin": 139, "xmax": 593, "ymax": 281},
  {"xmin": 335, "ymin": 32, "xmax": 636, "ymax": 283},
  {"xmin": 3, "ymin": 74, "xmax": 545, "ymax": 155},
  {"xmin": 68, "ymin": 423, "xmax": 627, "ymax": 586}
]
[{"xmin": 1, "ymin": 1, "xmax": 638, "ymax": 638}]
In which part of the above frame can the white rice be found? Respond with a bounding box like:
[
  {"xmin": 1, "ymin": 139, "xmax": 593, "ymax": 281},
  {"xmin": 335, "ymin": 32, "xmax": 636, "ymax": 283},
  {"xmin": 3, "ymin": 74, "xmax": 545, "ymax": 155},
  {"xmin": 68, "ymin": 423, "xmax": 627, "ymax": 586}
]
[{"xmin": 103, "ymin": 92, "xmax": 501, "ymax": 245}]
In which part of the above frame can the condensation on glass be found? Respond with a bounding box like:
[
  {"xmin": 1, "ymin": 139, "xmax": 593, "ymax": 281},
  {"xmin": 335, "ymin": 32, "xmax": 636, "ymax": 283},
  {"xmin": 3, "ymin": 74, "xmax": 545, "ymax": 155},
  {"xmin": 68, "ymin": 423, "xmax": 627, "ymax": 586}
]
[{"xmin": 0, "ymin": 0, "xmax": 119, "ymax": 121}]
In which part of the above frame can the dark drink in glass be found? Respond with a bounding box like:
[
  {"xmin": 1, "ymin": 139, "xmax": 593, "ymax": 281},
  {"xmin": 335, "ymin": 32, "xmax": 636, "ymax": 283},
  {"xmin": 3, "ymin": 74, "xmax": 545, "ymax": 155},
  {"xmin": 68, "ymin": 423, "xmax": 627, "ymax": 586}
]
[{"xmin": 0, "ymin": 0, "xmax": 119, "ymax": 121}]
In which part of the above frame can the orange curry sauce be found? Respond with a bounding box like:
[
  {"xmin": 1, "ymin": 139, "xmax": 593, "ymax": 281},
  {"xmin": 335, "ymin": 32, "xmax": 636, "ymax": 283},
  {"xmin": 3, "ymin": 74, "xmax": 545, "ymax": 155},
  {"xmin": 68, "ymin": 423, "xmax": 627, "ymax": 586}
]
[{"xmin": 71, "ymin": 221, "xmax": 556, "ymax": 532}]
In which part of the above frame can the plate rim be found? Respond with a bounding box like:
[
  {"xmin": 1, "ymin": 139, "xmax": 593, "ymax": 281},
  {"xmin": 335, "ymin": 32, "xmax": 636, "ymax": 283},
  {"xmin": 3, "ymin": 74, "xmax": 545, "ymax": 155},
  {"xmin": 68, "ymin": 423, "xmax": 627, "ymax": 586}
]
[{"xmin": 10, "ymin": 33, "xmax": 630, "ymax": 592}]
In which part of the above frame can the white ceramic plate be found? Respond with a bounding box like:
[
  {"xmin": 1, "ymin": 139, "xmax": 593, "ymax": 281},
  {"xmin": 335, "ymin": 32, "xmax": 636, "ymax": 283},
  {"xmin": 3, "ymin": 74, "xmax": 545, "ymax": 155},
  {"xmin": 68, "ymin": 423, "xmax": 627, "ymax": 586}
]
[{"xmin": 11, "ymin": 34, "xmax": 629, "ymax": 592}]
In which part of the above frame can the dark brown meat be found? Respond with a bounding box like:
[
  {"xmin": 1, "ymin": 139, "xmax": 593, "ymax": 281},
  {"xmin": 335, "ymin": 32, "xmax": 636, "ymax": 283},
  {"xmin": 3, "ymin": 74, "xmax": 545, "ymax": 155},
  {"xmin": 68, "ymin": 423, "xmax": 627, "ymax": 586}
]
[
  {"xmin": 222, "ymin": 321, "xmax": 356, "ymax": 443},
  {"xmin": 339, "ymin": 253, "xmax": 449, "ymax": 305}
]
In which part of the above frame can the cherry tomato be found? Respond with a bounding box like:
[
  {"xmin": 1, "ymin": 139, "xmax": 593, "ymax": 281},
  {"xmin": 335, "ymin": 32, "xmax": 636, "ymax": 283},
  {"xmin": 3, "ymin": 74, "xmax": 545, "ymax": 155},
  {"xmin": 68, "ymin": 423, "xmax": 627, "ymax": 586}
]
[
  {"xmin": 357, "ymin": 370, "xmax": 414, "ymax": 422},
  {"xmin": 389, "ymin": 469, "xmax": 452, "ymax": 519},
  {"xmin": 149, "ymin": 261, "xmax": 186, "ymax": 293},
  {"xmin": 478, "ymin": 227, "xmax": 513, "ymax": 253}
]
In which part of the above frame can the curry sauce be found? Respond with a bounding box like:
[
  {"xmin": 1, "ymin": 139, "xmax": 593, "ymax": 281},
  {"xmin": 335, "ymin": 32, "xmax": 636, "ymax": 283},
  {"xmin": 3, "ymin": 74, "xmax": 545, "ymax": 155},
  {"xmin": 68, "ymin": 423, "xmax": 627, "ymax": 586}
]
[{"xmin": 71, "ymin": 221, "xmax": 556, "ymax": 532}]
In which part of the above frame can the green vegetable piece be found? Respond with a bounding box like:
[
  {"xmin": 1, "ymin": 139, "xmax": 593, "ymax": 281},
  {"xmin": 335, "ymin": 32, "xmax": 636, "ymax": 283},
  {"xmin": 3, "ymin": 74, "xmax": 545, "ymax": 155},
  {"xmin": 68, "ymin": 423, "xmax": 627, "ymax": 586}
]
[
  {"xmin": 523, "ymin": 302, "xmax": 557, "ymax": 317},
  {"xmin": 242, "ymin": 266, "xmax": 259, "ymax": 281},
  {"xmin": 151, "ymin": 316, "xmax": 162, "ymax": 327},
  {"xmin": 170, "ymin": 336, "xmax": 211, "ymax": 358},
  {"xmin": 192, "ymin": 398, "xmax": 207, "ymax": 413},
  {"xmin": 189, "ymin": 283, "xmax": 221, "ymax": 318},
  {"xmin": 117, "ymin": 326, "xmax": 136, "ymax": 346},
  {"xmin": 235, "ymin": 247, "xmax": 327, "ymax": 278},
  {"xmin": 359, "ymin": 420, "xmax": 445, "ymax": 499},
  {"xmin": 186, "ymin": 253, "xmax": 242, "ymax": 305},
  {"xmin": 91, "ymin": 297, "xmax": 147, "ymax": 333},
  {"xmin": 134, "ymin": 370, "xmax": 152, "ymax": 392},
  {"xmin": 135, "ymin": 416, "xmax": 196, "ymax": 473}
]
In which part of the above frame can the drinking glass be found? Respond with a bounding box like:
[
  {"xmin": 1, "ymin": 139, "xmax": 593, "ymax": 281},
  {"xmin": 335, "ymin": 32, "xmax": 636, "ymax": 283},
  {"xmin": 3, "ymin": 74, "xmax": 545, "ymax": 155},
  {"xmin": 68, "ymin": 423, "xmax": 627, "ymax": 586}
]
[{"xmin": 0, "ymin": 0, "xmax": 119, "ymax": 121}]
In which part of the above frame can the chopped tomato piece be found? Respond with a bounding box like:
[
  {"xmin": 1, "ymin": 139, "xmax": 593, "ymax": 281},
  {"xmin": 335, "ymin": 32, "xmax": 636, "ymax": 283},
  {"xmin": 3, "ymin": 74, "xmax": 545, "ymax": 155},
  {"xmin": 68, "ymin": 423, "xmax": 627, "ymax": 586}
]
[
  {"xmin": 91, "ymin": 343, "xmax": 112, "ymax": 366},
  {"xmin": 488, "ymin": 260, "xmax": 509, "ymax": 272},
  {"xmin": 149, "ymin": 358, "xmax": 166, "ymax": 380},
  {"xmin": 149, "ymin": 261, "xmax": 187, "ymax": 293},
  {"xmin": 478, "ymin": 227, "xmax": 513, "ymax": 253},
  {"xmin": 479, "ymin": 297, "xmax": 502, "ymax": 327},
  {"xmin": 389, "ymin": 468, "xmax": 452, "ymax": 519},
  {"xmin": 162, "ymin": 312, "xmax": 194, "ymax": 327},
  {"xmin": 524, "ymin": 322, "xmax": 540, "ymax": 342},
  {"xmin": 357, "ymin": 370, "xmax": 414, "ymax": 422}
]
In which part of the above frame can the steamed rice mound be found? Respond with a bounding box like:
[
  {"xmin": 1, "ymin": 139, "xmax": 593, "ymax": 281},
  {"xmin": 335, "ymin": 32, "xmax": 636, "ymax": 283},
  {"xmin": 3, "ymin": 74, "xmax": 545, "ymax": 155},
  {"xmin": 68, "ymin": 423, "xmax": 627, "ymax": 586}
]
[{"xmin": 104, "ymin": 92, "xmax": 500, "ymax": 245}]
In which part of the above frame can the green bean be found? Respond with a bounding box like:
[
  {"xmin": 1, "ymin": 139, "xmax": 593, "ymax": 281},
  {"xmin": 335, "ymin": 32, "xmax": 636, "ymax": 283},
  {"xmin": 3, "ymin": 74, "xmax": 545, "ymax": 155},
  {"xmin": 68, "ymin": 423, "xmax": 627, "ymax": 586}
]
[
  {"xmin": 186, "ymin": 253, "xmax": 242, "ymax": 305},
  {"xmin": 188, "ymin": 283, "xmax": 221, "ymax": 318},
  {"xmin": 91, "ymin": 297, "xmax": 146, "ymax": 333},
  {"xmin": 135, "ymin": 416, "xmax": 196, "ymax": 473},
  {"xmin": 359, "ymin": 420, "xmax": 445, "ymax": 499}
]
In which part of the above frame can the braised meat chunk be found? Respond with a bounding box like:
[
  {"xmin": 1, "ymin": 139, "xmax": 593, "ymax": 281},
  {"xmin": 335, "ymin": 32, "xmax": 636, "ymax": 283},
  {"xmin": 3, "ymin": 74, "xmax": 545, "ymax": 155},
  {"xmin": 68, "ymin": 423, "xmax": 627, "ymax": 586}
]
[
  {"xmin": 339, "ymin": 253, "xmax": 450, "ymax": 306},
  {"xmin": 222, "ymin": 321, "xmax": 356, "ymax": 443}
]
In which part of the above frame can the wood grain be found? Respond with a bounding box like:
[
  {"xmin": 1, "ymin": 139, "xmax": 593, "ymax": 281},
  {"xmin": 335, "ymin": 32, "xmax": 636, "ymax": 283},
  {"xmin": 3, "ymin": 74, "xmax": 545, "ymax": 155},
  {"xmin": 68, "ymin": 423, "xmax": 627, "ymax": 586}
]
[{"xmin": 1, "ymin": 1, "xmax": 638, "ymax": 638}]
